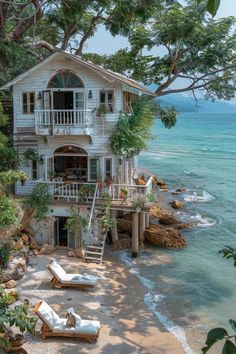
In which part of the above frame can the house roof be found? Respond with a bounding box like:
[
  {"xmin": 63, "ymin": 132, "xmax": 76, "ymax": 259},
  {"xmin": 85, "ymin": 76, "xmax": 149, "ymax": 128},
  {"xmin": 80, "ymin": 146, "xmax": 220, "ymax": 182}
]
[{"xmin": 0, "ymin": 50, "xmax": 155, "ymax": 96}]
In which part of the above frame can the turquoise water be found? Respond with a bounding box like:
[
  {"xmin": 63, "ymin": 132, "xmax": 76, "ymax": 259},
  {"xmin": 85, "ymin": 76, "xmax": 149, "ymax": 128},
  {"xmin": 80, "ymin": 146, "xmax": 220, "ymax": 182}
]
[{"xmin": 121, "ymin": 113, "xmax": 236, "ymax": 353}]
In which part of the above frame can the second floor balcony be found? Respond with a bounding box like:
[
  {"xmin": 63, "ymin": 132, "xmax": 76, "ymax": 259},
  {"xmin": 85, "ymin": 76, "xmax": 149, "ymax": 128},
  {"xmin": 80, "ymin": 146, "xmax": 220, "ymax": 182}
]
[{"xmin": 35, "ymin": 109, "xmax": 93, "ymax": 136}]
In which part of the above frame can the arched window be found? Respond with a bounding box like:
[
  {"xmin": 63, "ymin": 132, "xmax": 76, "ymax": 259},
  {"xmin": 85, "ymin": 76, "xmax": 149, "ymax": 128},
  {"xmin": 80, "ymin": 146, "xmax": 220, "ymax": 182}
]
[{"xmin": 48, "ymin": 70, "xmax": 84, "ymax": 88}]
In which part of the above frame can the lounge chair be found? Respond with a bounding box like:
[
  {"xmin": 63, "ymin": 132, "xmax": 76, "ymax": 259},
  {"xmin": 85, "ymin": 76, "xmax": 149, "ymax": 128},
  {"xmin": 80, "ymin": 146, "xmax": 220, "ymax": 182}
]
[
  {"xmin": 47, "ymin": 260, "xmax": 97, "ymax": 289},
  {"xmin": 33, "ymin": 301, "xmax": 101, "ymax": 342}
]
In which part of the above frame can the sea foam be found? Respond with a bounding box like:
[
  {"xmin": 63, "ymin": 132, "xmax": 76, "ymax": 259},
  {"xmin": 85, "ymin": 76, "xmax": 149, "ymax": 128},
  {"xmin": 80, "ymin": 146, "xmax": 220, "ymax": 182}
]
[
  {"xmin": 183, "ymin": 191, "xmax": 214, "ymax": 202},
  {"xmin": 119, "ymin": 251, "xmax": 195, "ymax": 354}
]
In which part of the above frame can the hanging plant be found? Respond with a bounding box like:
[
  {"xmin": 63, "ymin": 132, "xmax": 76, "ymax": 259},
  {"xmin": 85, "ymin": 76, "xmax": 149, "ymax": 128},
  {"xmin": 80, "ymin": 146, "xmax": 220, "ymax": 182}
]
[{"xmin": 65, "ymin": 209, "xmax": 88, "ymax": 233}]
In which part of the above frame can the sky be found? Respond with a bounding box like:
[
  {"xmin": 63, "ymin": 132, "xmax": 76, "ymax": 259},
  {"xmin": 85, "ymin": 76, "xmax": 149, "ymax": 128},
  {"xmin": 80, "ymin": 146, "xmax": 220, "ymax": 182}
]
[
  {"xmin": 84, "ymin": 0, "xmax": 236, "ymax": 104},
  {"xmin": 85, "ymin": 0, "xmax": 236, "ymax": 55}
]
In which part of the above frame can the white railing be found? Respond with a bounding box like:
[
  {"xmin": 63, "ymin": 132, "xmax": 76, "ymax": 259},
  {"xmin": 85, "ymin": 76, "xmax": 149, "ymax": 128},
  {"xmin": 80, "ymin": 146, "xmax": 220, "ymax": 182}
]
[
  {"xmin": 87, "ymin": 183, "xmax": 99, "ymax": 242},
  {"xmin": 18, "ymin": 177, "xmax": 153, "ymax": 204},
  {"xmin": 35, "ymin": 109, "xmax": 93, "ymax": 127}
]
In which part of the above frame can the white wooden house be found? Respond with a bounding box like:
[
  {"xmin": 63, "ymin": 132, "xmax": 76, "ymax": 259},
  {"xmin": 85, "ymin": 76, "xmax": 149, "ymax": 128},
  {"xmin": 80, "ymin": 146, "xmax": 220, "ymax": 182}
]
[{"xmin": 1, "ymin": 50, "xmax": 154, "ymax": 259}]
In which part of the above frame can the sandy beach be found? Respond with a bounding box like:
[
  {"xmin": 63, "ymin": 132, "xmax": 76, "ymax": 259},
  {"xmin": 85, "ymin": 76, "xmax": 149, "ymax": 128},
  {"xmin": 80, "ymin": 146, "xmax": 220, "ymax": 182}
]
[{"xmin": 1, "ymin": 248, "xmax": 185, "ymax": 354}]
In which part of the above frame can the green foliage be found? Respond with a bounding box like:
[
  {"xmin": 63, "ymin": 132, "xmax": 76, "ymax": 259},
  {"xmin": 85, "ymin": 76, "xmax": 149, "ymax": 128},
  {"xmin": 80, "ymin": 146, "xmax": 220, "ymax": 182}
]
[
  {"xmin": 202, "ymin": 246, "xmax": 236, "ymax": 353},
  {"xmin": 0, "ymin": 288, "xmax": 37, "ymax": 346},
  {"xmin": 0, "ymin": 144, "xmax": 19, "ymax": 171},
  {"xmin": 219, "ymin": 246, "xmax": 236, "ymax": 267},
  {"xmin": 146, "ymin": 191, "xmax": 155, "ymax": 203},
  {"xmin": 0, "ymin": 196, "xmax": 19, "ymax": 229},
  {"xmin": 0, "ymin": 170, "xmax": 28, "ymax": 186},
  {"xmin": 101, "ymin": 206, "xmax": 113, "ymax": 232},
  {"xmin": 197, "ymin": 0, "xmax": 221, "ymax": 16},
  {"xmin": 0, "ymin": 244, "xmax": 11, "ymax": 268},
  {"xmin": 65, "ymin": 209, "xmax": 88, "ymax": 233},
  {"xmin": 23, "ymin": 148, "xmax": 39, "ymax": 167},
  {"xmin": 110, "ymin": 97, "xmax": 176, "ymax": 159},
  {"xmin": 0, "ymin": 102, "xmax": 8, "ymax": 148},
  {"xmin": 27, "ymin": 183, "xmax": 52, "ymax": 222}
]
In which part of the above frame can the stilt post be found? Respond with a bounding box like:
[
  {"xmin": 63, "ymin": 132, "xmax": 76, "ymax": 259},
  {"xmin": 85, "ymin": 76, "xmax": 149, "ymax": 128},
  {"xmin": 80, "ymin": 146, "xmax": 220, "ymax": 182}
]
[{"xmin": 132, "ymin": 212, "xmax": 139, "ymax": 257}]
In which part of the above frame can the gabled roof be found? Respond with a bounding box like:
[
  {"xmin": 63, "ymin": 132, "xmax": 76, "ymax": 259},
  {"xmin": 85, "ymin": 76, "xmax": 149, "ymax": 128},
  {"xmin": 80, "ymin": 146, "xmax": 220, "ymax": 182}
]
[{"xmin": 0, "ymin": 50, "xmax": 155, "ymax": 96}]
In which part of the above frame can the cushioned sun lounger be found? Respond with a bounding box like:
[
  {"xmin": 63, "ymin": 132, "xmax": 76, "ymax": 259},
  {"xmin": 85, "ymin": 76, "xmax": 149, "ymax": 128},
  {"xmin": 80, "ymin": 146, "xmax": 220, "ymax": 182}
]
[
  {"xmin": 33, "ymin": 301, "xmax": 101, "ymax": 342},
  {"xmin": 47, "ymin": 260, "xmax": 97, "ymax": 289}
]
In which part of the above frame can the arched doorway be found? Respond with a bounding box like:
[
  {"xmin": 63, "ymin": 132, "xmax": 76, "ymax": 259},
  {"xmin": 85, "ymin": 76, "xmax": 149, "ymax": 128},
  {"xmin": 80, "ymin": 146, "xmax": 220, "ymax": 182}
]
[
  {"xmin": 54, "ymin": 145, "xmax": 88, "ymax": 181},
  {"xmin": 44, "ymin": 69, "xmax": 85, "ymax": 112}
]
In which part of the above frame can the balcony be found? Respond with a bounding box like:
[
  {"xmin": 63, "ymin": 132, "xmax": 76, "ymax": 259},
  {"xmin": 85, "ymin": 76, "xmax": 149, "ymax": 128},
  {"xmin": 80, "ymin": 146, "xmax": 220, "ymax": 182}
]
[
  {"xmin": 35, "ymin": 109, "xmax": 93, "ymax": 136},
  {"xmin": 16, "ymin": 177, "xmax": 153, "ymax": 210}
]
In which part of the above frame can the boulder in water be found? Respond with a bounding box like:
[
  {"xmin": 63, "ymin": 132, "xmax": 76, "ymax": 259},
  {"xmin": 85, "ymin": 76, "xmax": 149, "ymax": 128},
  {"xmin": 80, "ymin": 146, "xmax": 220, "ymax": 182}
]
[
  {"xmin": 170, "ymin": 200, "xmax": 184, "ymax": 209},
  {"xmin": 144, "ymin": 225, "xmax": 187, "ymax": 248}
]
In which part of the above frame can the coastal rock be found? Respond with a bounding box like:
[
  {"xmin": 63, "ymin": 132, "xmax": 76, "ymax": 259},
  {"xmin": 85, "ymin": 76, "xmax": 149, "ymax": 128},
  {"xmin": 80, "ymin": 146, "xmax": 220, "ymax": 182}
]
[
  {"xmin": 117, "ymin": 218, "xmax": 132, "ymax": 233},
  {"xmin": 39, "ymin": 244, "xmax": 54, "ymax": 255},
  {"xmin": 112, "ymin": 237, "xmax": 132, "ymax": 251},
  {"xmin": 159, "ymin": 215, "xmax": 190, "ymax": 230},
  {"xmin": 170, "ymin": 200, "xmax": 184, "ymax": 209},
  {"xmin": 11, "ymin": 240, "xmax": 24, "ymax": 250},
  {"xmin": 144, "ymin": 225, "xmax": 187, "ymax": 248},
  {"xmin": 149, "ymin": 203, "xmax": 172, "ymax": 219},
  {"xmin": 28, "ymin": 235, "xmax": 41, "ymax": 250},
  {"xmin": 152, "ymin": 176, "xmax": 159, "ymax": 186},
  {"xmin": 176, "ymin": 188, "xmax": 186, "ymax": 193},
  {"xmin": 75, "ymin": 248, "xmax": 86, "ymax": 258},
  {"xmin": 32, "ymin": 249, "xmax": 39, "ymax": 256},
  {"xmin": 3, "ymin": 264, "xmax": 25, "ymax": 281},
  {"xmin": 5, "ymin": 280, "xmax": 17, "ymax": 289},
  {"xmin": 21, "ymin": 233, "xmax": 29, "ymax": 243},
  {"xmin": 7, "ymin": 257, "xmax": 27, "ymax": 271},
  {"xmin": 23, "ymin": 226, "xmax": 36, "ymax": 236},
  {"xmin": 68, "ymin": 251, "xmax": 76, "ymax": 257}
]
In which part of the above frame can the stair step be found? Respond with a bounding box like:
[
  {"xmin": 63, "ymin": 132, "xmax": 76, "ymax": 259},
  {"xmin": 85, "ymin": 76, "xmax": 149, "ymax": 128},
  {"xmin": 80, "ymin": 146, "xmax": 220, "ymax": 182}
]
[
  {"xmin": 86, "ymin": 251, "xmax": 102, "ymax": 255},
  {"xmin": 84, "ymin": 256, "xmax": 102, "ymax": 262},
  {"xmin": 87, "ymin": 245, "xmax": 103, "ymax": 250}
]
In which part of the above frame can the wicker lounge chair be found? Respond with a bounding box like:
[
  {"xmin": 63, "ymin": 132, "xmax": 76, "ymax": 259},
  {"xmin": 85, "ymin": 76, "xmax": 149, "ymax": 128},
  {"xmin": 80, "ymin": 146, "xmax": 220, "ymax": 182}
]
[
  {"xmin": 33, "ymin": 301, "xmax": 101, "ymax": 342},
  {"xmin": 47, "ymin": 260, "xmax": 97, "ymax": 289}
]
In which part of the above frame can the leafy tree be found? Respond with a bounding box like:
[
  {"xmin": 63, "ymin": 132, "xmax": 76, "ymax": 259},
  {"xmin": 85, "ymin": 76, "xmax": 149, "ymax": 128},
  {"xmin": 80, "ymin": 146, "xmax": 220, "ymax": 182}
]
[
  {"xmin": 202, "ymin": 246, "xmax": 236, "ymax": 353},
  {"xmin": 26, "ymin": 183, "xmax": 52, "ymax": 221},
  {"xmin": 84, "ymin": 1, "xmax": 236, "ymax": 101},
  {"xmin": 0, "ymin": 102, "xmax": 8, "ymax": 148},
  {"xmin": 110, "ymin": 97, "xmax": 176, "ymax": 159}
]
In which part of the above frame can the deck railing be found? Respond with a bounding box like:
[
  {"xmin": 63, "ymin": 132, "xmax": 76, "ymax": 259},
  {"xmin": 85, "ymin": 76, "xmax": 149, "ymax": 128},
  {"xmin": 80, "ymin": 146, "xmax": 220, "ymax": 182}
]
[
  {"xmin": 35, "ymin": 109, "xmax": 93, "ymax": 127},
  {"xmin": 17, "ymin": 176, "xmax": 153, "ymax": 204}
]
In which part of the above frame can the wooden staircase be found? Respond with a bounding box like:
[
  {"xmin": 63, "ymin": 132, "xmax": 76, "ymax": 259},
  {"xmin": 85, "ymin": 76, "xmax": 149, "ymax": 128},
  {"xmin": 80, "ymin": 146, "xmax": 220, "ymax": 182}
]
[
  {"xmin": 84, "ymin": 186, "xmax": 107, "ymax": 263},
  {"xmin": 84, "ymin": 233, "xmax": 106, "ymax": 263}
]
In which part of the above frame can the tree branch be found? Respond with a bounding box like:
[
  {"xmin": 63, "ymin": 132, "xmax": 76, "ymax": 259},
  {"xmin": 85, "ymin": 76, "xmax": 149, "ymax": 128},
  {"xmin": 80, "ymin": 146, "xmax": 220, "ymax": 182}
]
[{"xmin": 10, "ymin": 0, "xmax": 43, "ymax": 41}]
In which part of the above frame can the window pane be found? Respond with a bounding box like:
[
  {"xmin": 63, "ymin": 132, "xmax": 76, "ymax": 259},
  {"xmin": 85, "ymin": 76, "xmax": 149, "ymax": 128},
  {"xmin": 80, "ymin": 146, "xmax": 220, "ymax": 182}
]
[
  {"xmin": 23, "ymin": 93, "xmax": 27, "ymax": 104},
  {"xmin": 100, "ymin": 91, "xmax": 105, "ymax": 103},
  {"xmin": 90, "ymin": 159, "xmax": 98, "ymax": 180},
  {"xmin": 30, "ymin": 93, "xmax": 35, "ymax": 103},
  {"xmin": 32, "ymin": 160, "xmax": 37, "ymax": 180},
  {"xmin": 23, "ymin": 104, "xmax": 28, "ymax": 113},
  {"xmin": 108, "ymin": 91, "xmax": 113, "ymax": 102},
  {"xmin": 105, "ymin": 158, "xmax": 112, "ymax": 177}
]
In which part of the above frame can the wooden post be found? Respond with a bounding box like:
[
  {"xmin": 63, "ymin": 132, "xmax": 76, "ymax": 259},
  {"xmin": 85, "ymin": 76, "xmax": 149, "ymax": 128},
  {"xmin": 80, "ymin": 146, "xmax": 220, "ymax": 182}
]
[
  {"xmin": 145, "ymin": 213, "xmax": 150, "ymax": 228},
  {"xmin": 139, "ymin": 212, "xmax": 145, "ymax": 242},
  {"xmin": 132, "ymin": 212, "xmax": 139, "ymax": 257},
  {"xmin": 111, "ymin": 210, "xmax": 118, "ymax": 244}
]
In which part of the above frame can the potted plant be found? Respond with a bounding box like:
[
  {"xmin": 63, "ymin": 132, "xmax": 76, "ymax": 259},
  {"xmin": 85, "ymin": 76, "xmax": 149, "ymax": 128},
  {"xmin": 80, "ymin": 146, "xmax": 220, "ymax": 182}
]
[
  {"xmin": 18, "ymin": 171, "xmax": 28, "ymax": 186},
  {"xmin": 119, "ymin": 188, "xmax": 128, "ymax": 200},
  {"xmin": 96, "ymin": 105, "xmax": 107, "ymax": 117},
  {"xmin": 145, "ymin": 191, "xmax": 155, "ymax": 207},
  {"xmin": 133, "ymin": 196, "xmax": 145, "ymax": 212},
  {"xmin": 23, "ymin": 148, "xmax": 39, "ymax": 167},
  {"xmin": 0, "ymin": 288, "xmax": 37, "ymax": 349}
]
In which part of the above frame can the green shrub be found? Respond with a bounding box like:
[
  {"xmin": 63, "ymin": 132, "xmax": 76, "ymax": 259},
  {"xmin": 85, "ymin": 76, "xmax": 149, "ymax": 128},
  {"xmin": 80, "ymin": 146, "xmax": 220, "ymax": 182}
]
[
  {"xmin": 0, "ymin": 244, "xmax": 11, "ymax": 268},
  {"xmin": 26, "ymin": 183, "xmax": 52, "ymax": 221},
  {"xmin": 0, "ymin": 196, "xmax": 18, "ymax": 228}
]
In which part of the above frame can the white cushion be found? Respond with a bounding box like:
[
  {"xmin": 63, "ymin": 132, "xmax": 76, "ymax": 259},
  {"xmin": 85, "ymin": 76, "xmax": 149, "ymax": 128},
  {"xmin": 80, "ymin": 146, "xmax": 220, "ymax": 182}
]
[
  {"xmin": 37, "ymin": 301, "xmax": 59, "ymax": 330},
  {"xmin": 48, "ymin": 261, "xmax": 97, "ymax": 285},
  {"xmin": 53, "ymin": 318, "xmax": 101, "ymax": 335},
  {"xmin": 64, "ymin": 274, "xmax": 97, "ymax": 285},
  {"xmin": 48, "ymin": 261, "xmax": 67, "ymax": 281}
]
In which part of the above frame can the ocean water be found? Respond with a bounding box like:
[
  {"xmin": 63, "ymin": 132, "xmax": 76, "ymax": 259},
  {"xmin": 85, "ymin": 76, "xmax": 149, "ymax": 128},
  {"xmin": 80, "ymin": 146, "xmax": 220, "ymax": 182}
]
[{"xmin": 120, "ymin": 113, "xmax": 236, "ymax": 353}]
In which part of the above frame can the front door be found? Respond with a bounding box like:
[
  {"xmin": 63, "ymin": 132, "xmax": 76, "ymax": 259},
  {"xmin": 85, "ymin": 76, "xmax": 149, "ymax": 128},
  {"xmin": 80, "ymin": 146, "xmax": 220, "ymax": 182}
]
[{"xmin": 58, "ymin": 217, "xmax": 68, "ymax": 247}]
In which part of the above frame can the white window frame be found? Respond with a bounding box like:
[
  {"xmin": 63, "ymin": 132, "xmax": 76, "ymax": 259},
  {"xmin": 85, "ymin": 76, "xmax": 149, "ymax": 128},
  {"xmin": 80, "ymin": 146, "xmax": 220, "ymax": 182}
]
[
  {"xmin": 99, "ymin": 89, "xmax": 115, "ymax": 113},
  {"xmin": 22, "ymin": 92, "xmax": 35, "ymax": 114}
]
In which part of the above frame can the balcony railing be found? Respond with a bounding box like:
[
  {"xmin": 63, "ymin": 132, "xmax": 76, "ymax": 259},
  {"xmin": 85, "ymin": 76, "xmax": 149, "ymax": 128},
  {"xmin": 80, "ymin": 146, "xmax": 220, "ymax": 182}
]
[
  {"xmin": 35, "ymin": 109, "xmax": 93, "ymax": 135},
  {"xmin": 16, "ymin": 177, "xmax": 153, "ymax": 206}
]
